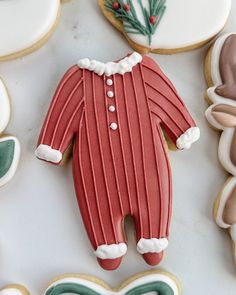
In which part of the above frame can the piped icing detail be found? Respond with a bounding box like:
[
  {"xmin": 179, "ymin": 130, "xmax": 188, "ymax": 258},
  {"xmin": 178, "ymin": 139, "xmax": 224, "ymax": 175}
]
[
  {"xmin": 205, "ymin": 33, "xmax": 236, "ymax": 266},
  {"xmin": 208, "ymin": 33, "xmax": 236, "ymax": 104},
  {"xmin": 176, "ymin": 127, "xmax": 200, "ymax": 150},
  {"xmin": 36, "ymin": 54, "xmax": 199, "ymax": 270},
  {"xmin": 100, "ymin": 0, "xmax": 231, "ymax": 52},
  {"xmin": 230, "ymin": 224, "xmax": 236, "ymax": 242},
  {"xmin": 0, "ymin": 79, "xmax": 10, "ymax": 133},
  {"xmin": 0, "ymin": 272, "xmax": 180, "ymax": 295},
  {"xmin": 44, "ymin": 272, "xmax": 180, "ymax": 295},
  {"xmin": 0, "ymin": 80, "xmax": 20, "ymax": 187},
  {"xmin": 104, "ymin": 0, "xmax": 167, "ymax": 46},
  {"xmin": 94, "ymin": 243, "xmax": 127, "ymax": 259},
  {"xmin": 137, "ymin": 238, "xmax": 168, "ymax": 254},
  {"xmin": 77, "ymin": 52, "xmax": 142, "ymax": 76},
  {"xmin": 215, "ymin": 34, "xmax": 236, "ymax": 100},
  {"xmin": 0, "ymin": 136, "xmax": 20, "ymax": 187},
  {"xmin": 35, "ymin": 144, "xmax": 62, "ymax": 164}
]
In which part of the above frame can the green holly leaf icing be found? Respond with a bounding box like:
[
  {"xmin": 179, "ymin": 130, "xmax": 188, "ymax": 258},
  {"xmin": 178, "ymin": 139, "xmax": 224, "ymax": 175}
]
[
  {"xmin": 0, "ymin": 139, "xmax": 15, "ymax": 178},
  {"xmin": 105, "ymin": 0, "xmax": 166, "ymax": 45},
  {"xmin": 45, "ymin": 281, "xmax": 175, "ymax": 295}
]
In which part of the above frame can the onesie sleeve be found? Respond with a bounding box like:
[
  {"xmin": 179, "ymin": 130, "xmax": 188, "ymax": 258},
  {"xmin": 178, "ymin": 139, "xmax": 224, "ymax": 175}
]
[
  {"xmin": 142, "ymin": 56, "xmax": 200, "ymax": 150},
  {"xmin": 35, "ymin": 65, "xmax": 84, "ymax": 164}
]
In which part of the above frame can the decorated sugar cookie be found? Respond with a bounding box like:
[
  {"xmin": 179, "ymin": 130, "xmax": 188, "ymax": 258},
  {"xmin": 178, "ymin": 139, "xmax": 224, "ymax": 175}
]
[
  {"xmin": 0, "ymin": 285, "xmax": 29, "ymax": 295},
  {"xmin": 45, "ymin": 271, "xmax": 181, "ymax": 295},
  {"xmin": 0, "ymin": 79, "xmax": 20, "ymax": 187},
  {"xmin": 205, "ymin": 33, "xmax": 236, "ymax": 266},
  {"xmin": 36, "ymin": 52, "xmax": 200, "ymax": 270},
  {"xmin": 0, "ymin": 270, "xmax": 181, "ymax": 295},
  {"xmin": 0, "ymin": 0, "xmax": 69, "ymax": 61},
  {"xmin": 98, "ymin": 0, "xmax": 231, "ymax": 54}
]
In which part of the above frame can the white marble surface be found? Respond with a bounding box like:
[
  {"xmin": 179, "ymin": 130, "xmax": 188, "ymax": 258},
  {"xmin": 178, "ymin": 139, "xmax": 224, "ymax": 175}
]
[{"xmin": 0, "ymin": 0, "xmax": 236, "ymax": 294}]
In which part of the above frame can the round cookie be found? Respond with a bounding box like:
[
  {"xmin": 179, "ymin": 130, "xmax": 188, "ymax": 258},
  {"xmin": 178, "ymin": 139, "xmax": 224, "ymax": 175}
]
[
  {"xmin": 0, "ymin": 0, "xmax": 69, "ymax": 61},
  {"xmin": 45, "ymin": 270, "xmax": 181, "ymax": 295},
  {"xmin": 0, "ymin": 79, "xmax": 10, "ymax": 134},
  {"xmin": 205, "ymin": 32, "xmax": 236, "ymax": 266},
  {"xmin": 0, "ymin": 79, "xmax": 20, "ymax": 187},
  {"xmin": 98, "ymin": 0, "xmax": 231, "ymax": 54},
  {"xmin": 0, "ymin": 285, "xmax": 29, "ymax": 295},
  {"xmin": 35, "ymin": 52, "xmax": 200, "ymax": 270}
]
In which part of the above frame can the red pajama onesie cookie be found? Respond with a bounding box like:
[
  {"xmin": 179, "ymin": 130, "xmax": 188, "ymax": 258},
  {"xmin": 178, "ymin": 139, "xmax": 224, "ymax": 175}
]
[{"xmin": 35, "ymin": 53, "xmax": 200, "ymax": 270}]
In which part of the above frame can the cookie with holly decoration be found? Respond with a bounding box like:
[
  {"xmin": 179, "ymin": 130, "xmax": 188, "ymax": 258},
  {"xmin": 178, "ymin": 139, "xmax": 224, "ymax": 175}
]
[{"xmin": 98, "ymin": 0, "xmax": 232, "ymax": 54}]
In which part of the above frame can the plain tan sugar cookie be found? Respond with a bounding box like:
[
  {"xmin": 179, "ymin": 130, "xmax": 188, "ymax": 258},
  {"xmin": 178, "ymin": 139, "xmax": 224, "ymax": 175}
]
[
  {"xmin": 98, "ymin": 0, "xmax": 231, "ymax": 54},
  {"xmin": 0, "ymin": 0, "xmax": 71, "ymax": 61},
  {"xmin": 204, "ymin": 33, "xmax": 236, "ymax": 267}
]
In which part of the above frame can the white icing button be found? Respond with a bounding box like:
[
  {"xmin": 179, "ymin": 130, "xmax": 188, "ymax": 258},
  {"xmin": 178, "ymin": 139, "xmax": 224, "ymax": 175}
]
[
  {"xmin": 108, "ymin": 105, "xmax": 116, "ymax": 112},
  {"xmin": 107, "ymin": 91, "xmax": 114, "ymax": 98},
  {"xmin": 110, "ymin": 123, "xmax": 118, "ymax": 130},
  {"xmin": 106, "ymin": 79, "xmax": 113, "ymax": 86}
]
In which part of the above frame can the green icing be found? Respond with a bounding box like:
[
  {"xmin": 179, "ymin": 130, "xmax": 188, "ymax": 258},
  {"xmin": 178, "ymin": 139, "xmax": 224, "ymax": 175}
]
[
  {"xmin": 125, "ymin": 281, "xmax": 174, "ymax": 295},
  {"xmin": 104, "ymin": 0, "xmax": 167, "ymax": 45},
  {"xmin": 45, "ymin": 281, "xmax": 174, "ymax": 295},
  {"xmin": 0, "ymin": 139, "xmax": 15, "ymax": 178},
  {"xmin": 46, "ymin": 283, "xmax": 100, "ymax": 295}
]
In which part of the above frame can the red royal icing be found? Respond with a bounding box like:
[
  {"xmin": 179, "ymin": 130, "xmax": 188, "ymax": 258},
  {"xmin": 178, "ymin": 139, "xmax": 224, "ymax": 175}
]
[{"xmin": 36, "ymin": 54, "xmax": 197, "ymax": 270}]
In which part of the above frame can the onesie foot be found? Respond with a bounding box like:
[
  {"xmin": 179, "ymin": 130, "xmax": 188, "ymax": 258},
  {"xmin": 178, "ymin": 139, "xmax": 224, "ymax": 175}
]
[
  {"xmin": 142, "ymin": 252, "xmax": 164, "ymax": 266},
  {"xmin": 94, "ymin": 243, "xmax": 127, "ymax": 270},
  {"xmin": 97, "ymin": 257, "xmax": 123, "ymax": 270}
]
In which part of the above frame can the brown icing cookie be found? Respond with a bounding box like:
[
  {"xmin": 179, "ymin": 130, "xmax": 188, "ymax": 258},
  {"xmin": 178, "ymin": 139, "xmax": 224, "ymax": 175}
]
[
  {"xmin": 205, "ymin": 32, "xmax": 236, "ymax": 267},
  {"xmin": 216, "ymin": 35, "xmax": 236, "ymax": 100}
]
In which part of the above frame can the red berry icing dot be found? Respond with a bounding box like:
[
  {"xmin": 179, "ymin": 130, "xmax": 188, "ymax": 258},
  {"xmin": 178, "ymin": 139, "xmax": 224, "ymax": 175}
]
[
  {"xmin": 149, "ymin": 15, "xmax": 157, "ymax": 25},
  {"xmin": 113, "ymin": 1, "xmax": 120, "ymax": 10},
  {"xmin": 124, "ymin": 4, "xmax": 131, "ymax": 12}
]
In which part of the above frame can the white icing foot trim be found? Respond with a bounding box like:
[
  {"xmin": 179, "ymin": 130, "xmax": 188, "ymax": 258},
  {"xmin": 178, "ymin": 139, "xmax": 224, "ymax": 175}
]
[
  {"xmin": 35, "ymin": 144, "xmax": 62, "ymax": 163},
  {"xmin": 78, "ymin": 52, "xmax": 142, "ymax": 76},
  {"xmin": 176, "ymin": 127, "xmax": 200, "ymax": 150},
  {"xmin": 94, "ymin": 243, "xmax": 127, "ymax": 259},
  {"xmin": 137, "ymin": 238, "xmax": 168, "ymax": 254}
]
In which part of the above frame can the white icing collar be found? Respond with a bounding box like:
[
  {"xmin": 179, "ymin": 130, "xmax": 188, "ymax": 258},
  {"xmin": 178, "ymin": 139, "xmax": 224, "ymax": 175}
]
[{"xmin": 77, "ymin": 52, "xmax": 142, "ymax": 76}]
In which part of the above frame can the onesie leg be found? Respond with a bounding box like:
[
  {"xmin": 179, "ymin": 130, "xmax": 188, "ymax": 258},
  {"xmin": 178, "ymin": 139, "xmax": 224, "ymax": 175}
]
[
  {"xmin": 133, "ymin": 127, "xmax": 172, "ymax": 266},
  {"xmin": 73, "ymin": 143, "xmax": 127, "ymax": 270}
]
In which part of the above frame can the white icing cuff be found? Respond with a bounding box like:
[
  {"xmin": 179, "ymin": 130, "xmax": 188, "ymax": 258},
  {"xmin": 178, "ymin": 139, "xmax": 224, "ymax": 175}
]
[
  {"xmin": 35, "ymin": 144, "xmax": 62, "ymax": 163},
  {"xmin": 176, "ymin": 127, "xmax": 200, "ymax": 150},
  {"xmin": 94, "ymin": 243, "xmax": 127, "ymax": 259},
  {"xmin": 137, "ymin": 238, "xmax": 168, "ymax": 254}
]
